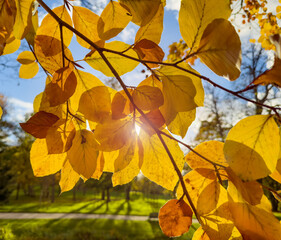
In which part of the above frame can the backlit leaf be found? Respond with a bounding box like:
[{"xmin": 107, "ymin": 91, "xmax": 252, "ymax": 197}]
[
  {"xmin": 185, "ymin": 141, "xmax": 228, "ymax": 170},
  {"xmin": 78, "ymin": 86, "xmax": 111, "ymax": 123},
  {"xmin": 252, "ymin": 57, "xmax": 281, "ymax": 87},
  {"xmin": 112, "ymin": 134, "xmax": 143, "ymax": 186},
  {"xmin": 70, "ymin": 70, "xmax": 104, "ymax": 113},
  {"xmin": 132, "ymin": 85, "xmax": 164, "ymax": 111},
  {"xmin": 94, "ymin": 117, "xmax": 134, "ymax": 151},
  {"xmin": 72, "ymin": 6, "xmax": 101, "ymax": 49},
  {"xmin": 133, "ymin": 39, "xmax": 164, "ymax": 68},
  {"xmin": 119, "ymin": 0, "xmax": 161, "ymax": 26},
  {"xmin": 19, "ymin": 62, "xmax": 39, "ymax": 79},
  {"xmin": 197, "ymin": 19, "xmax": 241, "ymax": 81},
  {"xmin": 17, "ymin": 50, "xmax": 35, "ymax": 64},
  {"xmin": 13, "ymin": 0, "xmax": 33, "ymax": 39},
  {"xmin": 67, "ymin": 130, "xmax": 100, "ymax": 179},
  {"xmin": 135, "ymin": 3, "xmax": 164, "ymax": 44},
  {"xmin": 140, "ymin": 129, "xmax": 184, "ymax": 191},
  {"xmin": 85, "ymin": 41, "xmax": 139, "ymax": 77},
  {"xmin": 59, "ymin": 160, "xmax": 80, "ymax": 193},
  {"xmin": 159, "ymin": 199, "xmax": 193, "ymax": 237},
  {"xmin": 20, "ymin": 111, "xmax": 59, "ymax": 138},
  {"xmin": 2, "ymin": 35, "xmax": 21, "ymax": 55},
  {"xmin": 166, "ymin": 110, "xmax": 196, "ymax": 138},
  {"xmin": 179, "ymin": 0, "xmax": 231, "ymax": 49},
  {"xmin": 36, "ymin": 6, "xmax": 72, "ymax": 49},
  {"xmin": 44, "ymin": 67, "xmax": 77, "ymax": 107},
  {"xmin": 224, "ymin": 115, "xmax": 280, "ymax": 181},
  {"xmin": 0, "ymin": 106, "xmax": 2, "ymax": 119},
  {"xmin": 229, "ymin": 202, "xmax": 281, "ymax": 240},
  {"xmin": 46, "ymin": 119, "xmax": 76, "ymax": 154},
  {"xmin": 98, "ymin": 1, "xmax": 132, "ymax": 40},
  {"xmin": 30, "ymin": 139, "xmax": 66, "ymax": 177},
  {"xmin": 111, "ymin": 90, "xmax": 133, "ymax": 120}
]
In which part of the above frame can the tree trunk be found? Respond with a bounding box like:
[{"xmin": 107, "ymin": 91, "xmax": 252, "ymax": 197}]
[
  {"xmin": 125, "ymin": 184, "xmax": 131, "ymax": 202},
  {"xmin": 106, "ymin": 188, "xmax": 110, "ymax": 202},
  {"xmin": 101, "ymin": 190, "xmax": 105, "ymax": 200},
  {"xmin": 15, "ymin": 183, "xmax": 20, "ymax": 200}
]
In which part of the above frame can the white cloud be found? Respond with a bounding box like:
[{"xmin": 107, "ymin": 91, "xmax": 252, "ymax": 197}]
[
  {"xmin": 118, "ymin": 27, "xmax": 136, "ymax": 43},
  {"xmin": 165, "ymin": 0, "xmax": 181, "ymax": 11},
  {"xmin": 7, "ymin": 98, "xmax": 33, "ymax": 122}
]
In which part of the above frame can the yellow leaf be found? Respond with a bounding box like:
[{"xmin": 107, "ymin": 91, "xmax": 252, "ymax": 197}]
[
  {"xmin": 34, "ymin": 36, "xmax": 74, "ymax": 75},
  {"xmin": 159, "ymin": 199, "xmax": 193, "ymax": 237},
  {"xmin": 94, "ymin": 117, "xmax": 134, "ymax": 151},
  {"xmin": 132, "ymin": 85, "xmax": 164, "ymax": 111},
  {"xmin": 226, "ymin": 167, "xmax": 263, "ymax": 206},
  {"xmin": 133, "ymin": 39, "xmax": 164, "ymax": 68},
  {"xmin": 85, "ymin": 41, "xmax": 139, "ymax": 77},
  {"xmin": 139, "ymin": 109, "xmax": 165, "ymax": 135},
  {"xmin": 25, "ymin": 11, "xmax": 38, "ymax": 46},
  {"xmin": 13, "ymin": 0, "xmax": 33, "ymax": 39},
  {"xmin": 252, "ymin": 57, "xmax": 281, "ymax": 87},
  {"xmin": 67, "ymin": 130, "xmax": 100, "ymax": 179},
  {"xmin": 224, "ymin": 115, "xmax": 280, "ymax": 181},
  {"xmin": 44, "ymin": 67, "xmax": 77, "ymax": 107},
  {"xmin": 158, "ymin": 64, "xmax": 204, "ymax": 125},
  {"xmin": 46, "ymin": 119, "xmax": 76, "ymax": 154},
  {"xmin": 185, "ymin": 141, "xmax": 228, "ymax": 170},
  {"xmin": 30, "ymin": 139, "xmax": 67, "ymax": 177},
  {"xmin": 179, "ymin": 0, "xmax": 231, "ymax": 49},
  {"xmin": 91, "ymin": 152, "xmax": 105, "ymax": 180},
  {"xmin": 72, "ymin": 6, "xmax": 101, "ymax": 49},
  {"xmin": 2, "ymin": 35, "xmax": 20, "ymax": 55},
  {"xmin": 166, "ymin": 110, "xmax": 196, "ymax": 138},
  {"xmin": 228, "ymin": 202, "xmax": 281, "ymax": 240},
  {"xmin": 19, "ymin": 61, "xmax": 39, "ymax": 79},
  {"xmin": 17, "ymin": 50, "xmax": 35, "ymax": 64},
  {"xmin": 270, "ymin": 130, "xmax": 281, "ymax": 183},
  {"xmin": 112, "ymin": 135, "xmax": 143, "ymax": 186},
  {"xmin": 140, "ymin": 129, "xmax": 184, "ymax": 191},
  {"xmin": 36, "ymin": 6, "xmax": 72, "ymax": 49},
  {"xmin": 119, "ymin": 0, "xmax": 161, "ymax": 26},
  {"xmin": 135, "ymin": 3, "xmax": 164, "ymax": 44},
  {"xmin": 59, "ymin": 160, "xmax": 80, "ymax": 193},
  {"xmin": 111, "ymin": 89, "xmax": 134, "ymax": 120},
  {"xmin": 70, "ymin": 70, "xmax": 104, "ymax": 113},
  {"xmin": 98, "ymin": 1, "xmax": 132, "ymax": 40},
  {"xmin": 20, "ymin": 111, "xmax": 59, "ymax": 138},
  {"xmin": 78, "ymin": 86, "xmax": 111, "ymax": 123},
  {"xmin": 0, "ymin": 106, "xmax": 2, "ymax": 119},
  {"xmin": 197, "ymin": 19, "xmax": 241, "ymax": 81},
  {"xmin": 192, "ymin": 226, "xmax": 210, "ymax": 240}
]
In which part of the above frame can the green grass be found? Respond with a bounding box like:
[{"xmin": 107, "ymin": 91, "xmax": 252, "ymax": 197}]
[
  {"xmin": 0, "ymin": 198, "xmax": 167, "ymax": 216},
  {"xmin": 0, "ymin": 219, "xmax": 200, "ymax": 240}
]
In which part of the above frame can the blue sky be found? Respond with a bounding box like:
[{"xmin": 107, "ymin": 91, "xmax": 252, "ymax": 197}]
[{"xmin": 1, "ymin": 0, "xmax": 280, "ymax": 142}]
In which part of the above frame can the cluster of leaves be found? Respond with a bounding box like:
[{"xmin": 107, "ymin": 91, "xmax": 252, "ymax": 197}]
[{"xmin": 1, "ymin": 0, "xmax": 281, "ymax": 239}]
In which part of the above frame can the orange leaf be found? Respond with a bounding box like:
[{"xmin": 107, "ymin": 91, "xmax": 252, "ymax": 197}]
[
  {"xmin": 159, "ymin": 199, "xmax": 193, "ymax": 237},
  {"xmin": 20, "ymin": 111, "xmax": 59, "ymax": 138}
]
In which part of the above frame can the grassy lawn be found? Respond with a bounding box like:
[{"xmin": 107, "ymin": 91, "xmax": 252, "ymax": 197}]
[
  {"xmin": 0, "ymin": 219, "xmax": 200, "ymax": 240},
  {"xmin": 0, "ymin": 198, "xmax": 166, "ymax": 216}
]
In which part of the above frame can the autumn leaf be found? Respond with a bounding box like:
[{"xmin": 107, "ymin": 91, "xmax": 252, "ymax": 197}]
[
  {"xmin": 224, "ymin": 115, "xmax": 280, "ymax": 181},
  {"xmin": 85, "ymin": 41, "xmax": 139, "ymax": 77},
  {"xmin": 44, "ymin": 67, "xmax": 77, "ymax": 107},
  {"xmin": 78, "ymin": 86, "xmax": 111, "ymax": 123},
  {"xmin": 252, "ymin": 57, "xmax": 281, "ymax": 87},
  {"xmin": 30, "ymin": 138, "xmax": 67, "ymax": 177},
  {"xmin": 98, "ymin": 1, "xmax": 132, "ymax": 41},
  {"xmin": 119, "ymin": 0, "xmax": 161, "ymax": 26},
  {"xmin": 197, "ymin": 19, "xmax": 242, "ymax": 81},
  {"xmin": 159, "ymin": 199, "xmax": 193, "ymax": 237},
  {"xmin": 140, "ymin": 129, "xmax": 184, "ymax": 191},
  {"xmin": 59, "ymin": 160, "xmax": 80, "ymax": 193},
  {"xmin": 20, "ymin": 111, "xmax": 59, "ymax": 138},
  {"xmin": 179, "ymin": 0, "xmax": 231, "ymax": 49},
  {"xmin": 72, "ymin": 6, "xmax": 101, "ymax": 49},
  {"xmin": 67, "ymin": 130, "xmax": 100, "ymax": 179},
  {"xmin": 111, "ymin": 89, "xmax": 134, "ymax": 120},
  {"xmin": 132, "ymin": 85, "xmax": 164, "ymax": 111},
  {"xmin": 0, "ymin": 106, "xmax": 2, "ymax": 119},
  {"xmin": 17, "ymin": 50, "xmax": 39, "ymax": 79}
]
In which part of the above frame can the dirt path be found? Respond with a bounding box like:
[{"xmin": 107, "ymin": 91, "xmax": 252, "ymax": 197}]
[{"xmin": 0, "ymin": 212, "xmax": 199, "ymax": 223}]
